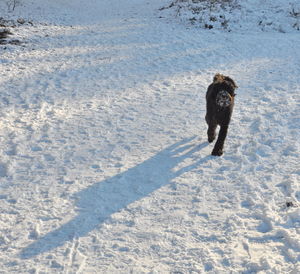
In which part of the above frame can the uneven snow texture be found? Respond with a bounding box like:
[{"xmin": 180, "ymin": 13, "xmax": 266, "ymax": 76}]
[
  {"xmin": 161, "ymin": 0, "xmax": 300, "ymax": 33},
  {"xmin": 0, "ymin": 0, "xmax": 300, "ymax": 273}
]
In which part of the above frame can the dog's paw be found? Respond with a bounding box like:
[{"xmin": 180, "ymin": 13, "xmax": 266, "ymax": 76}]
[
  {"xmin": 208, "ymin": 136, "xmax": 215, "ymax": 143},
  {"xmin": 211, "ymin": 148, "xmax": 223, "ymax": 156},
  {"xmin": 208, "ymin": 134, "xmax": 216, "ymax": 143}
]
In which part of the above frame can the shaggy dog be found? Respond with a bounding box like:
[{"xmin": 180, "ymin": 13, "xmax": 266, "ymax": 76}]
[{"xmin": 205, "ymin": 73, "xmax": 238, "ymax": 156}]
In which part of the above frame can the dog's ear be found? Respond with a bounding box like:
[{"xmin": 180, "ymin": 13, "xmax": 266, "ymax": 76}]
[{"xmin": 224, "ymin": 76, "xmax": 238, "ymax": 89}]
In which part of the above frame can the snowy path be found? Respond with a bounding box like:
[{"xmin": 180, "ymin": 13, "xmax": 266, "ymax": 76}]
[{"xmin": 0, "ymin": 0, "xmax": 300, "ymax": 273}]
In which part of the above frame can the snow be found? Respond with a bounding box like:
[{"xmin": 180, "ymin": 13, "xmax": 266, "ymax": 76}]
[
  {"xmin": 160, "ymin": 0, "xmax": 300, "ymax": 33},
  {"xmin": 0, "ymin": 0, "xmax": 300, "ymax": 273}
]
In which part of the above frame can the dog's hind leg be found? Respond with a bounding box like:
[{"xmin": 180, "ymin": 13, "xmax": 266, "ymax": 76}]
[{"xmin": 211, "ymin": 125, "xmax": 228, "ymax": 156}]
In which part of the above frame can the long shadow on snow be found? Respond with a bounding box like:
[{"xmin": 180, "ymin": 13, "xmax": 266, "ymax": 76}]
[{"xmin": 20, "ymin": 137, "xmax": 210, "ymax": 259}]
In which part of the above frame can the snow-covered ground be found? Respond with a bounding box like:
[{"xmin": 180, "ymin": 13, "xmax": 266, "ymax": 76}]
[
  {"xmin": 0, "ymin": 0, "xmax": 299, "ymax": 273},
  {"xmin": 160, "ymin": 0, "xmax": 300, "ymax": 33}
]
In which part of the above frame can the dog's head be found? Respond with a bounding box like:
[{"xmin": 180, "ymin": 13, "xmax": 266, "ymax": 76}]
[{"xmin": 213, "ymin": 73, "xmax": 238, "ymax": 95}]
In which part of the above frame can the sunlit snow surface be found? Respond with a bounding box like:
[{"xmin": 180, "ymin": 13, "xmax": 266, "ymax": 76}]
[{"xmin": 0, "ymin": 0, "xmax": 299, "ymax": 272}]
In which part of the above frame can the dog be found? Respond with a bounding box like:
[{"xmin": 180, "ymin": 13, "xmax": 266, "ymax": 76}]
[{"xmin": 205, "ymin": 73, "xmax": 238, "ymax": 156}]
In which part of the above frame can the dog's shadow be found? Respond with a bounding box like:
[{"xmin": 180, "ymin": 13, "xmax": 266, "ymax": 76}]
[{"xmin": 20, "ymin": 137, "xmax": 210, "ymax": 259}]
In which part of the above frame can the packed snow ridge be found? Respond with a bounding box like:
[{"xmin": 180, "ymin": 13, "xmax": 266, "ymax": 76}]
[
  {"xmin": 0, "ymin": 0, "xmax": 299, "ymax": 273},
  {"xmin": 161, "ymin": 0, "xmax": 300, "ymax": 32}
]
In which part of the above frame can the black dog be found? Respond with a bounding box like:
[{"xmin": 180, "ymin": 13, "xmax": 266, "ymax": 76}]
[{"xmin": 205, "ymin": 73, "xmax": 238, "ymax": 156}]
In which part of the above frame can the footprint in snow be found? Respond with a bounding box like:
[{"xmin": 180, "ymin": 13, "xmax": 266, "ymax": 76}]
[
  {"xmin": 43, "ymin": 154, "xmax": 55, "ymax": 162},
  {"xmin": 5, "ymin": 143, "xmax": 17, "ymax": 156},
  {"xmin": 31, "ymin": 146, "xmax": 43, "ymax": 152},
  {"xmin": 0, "ymin": 163, "xmax": 8, "ymax": 177}
]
